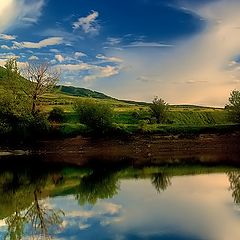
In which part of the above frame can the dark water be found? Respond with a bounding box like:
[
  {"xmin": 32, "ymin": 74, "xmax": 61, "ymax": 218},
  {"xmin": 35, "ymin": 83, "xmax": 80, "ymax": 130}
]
[{"xmin": 0, "ymin": 156, "xmax": 240, "ymax": 240}]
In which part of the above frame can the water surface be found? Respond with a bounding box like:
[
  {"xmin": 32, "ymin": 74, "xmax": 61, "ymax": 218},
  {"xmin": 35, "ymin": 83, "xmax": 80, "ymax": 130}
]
[{"xmin": 0, "ymin": 157, "xmax": 239, "ymax": 240}]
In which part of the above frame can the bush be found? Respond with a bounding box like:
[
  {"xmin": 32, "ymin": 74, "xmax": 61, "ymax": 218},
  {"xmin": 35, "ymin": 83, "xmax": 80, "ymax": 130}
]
[
  {"xmin": 149, "ymin": 96, "xmax": 169, "ymax": 124},
  {"xmin": 226, "ymin": 90, "xmax": 240, "ymax": 123},
  {"xmin": 138, "ymin": 120, "xmax": 151, "ymax": 133},
  {"xmin": 74, "ymin": 99, "xmax": 114, "ymax": 135},
  {"xmin": 30, "ymin": 112, "xmax": 50, "ymax": 136},
  {"xmin": 131, "ymin": 109, "xmax": 150, "ymax": 122},
  {"xmin": 0, "ymin": 102, "xmax": 50, "ymax": 141},
  {"xmin": 48, "ymin": 107, "xmax": 65, "ymax": 123}
]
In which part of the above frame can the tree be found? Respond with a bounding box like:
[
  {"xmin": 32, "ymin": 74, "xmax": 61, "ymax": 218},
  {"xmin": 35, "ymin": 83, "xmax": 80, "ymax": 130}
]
[
  {"xmin": 74, "ymin": 99, "xmax": 114, "ymax": 134},
  {"xmin": 24, "ymin": 61, "xmax": 60, "ymax": 114},
  {"xmin": 0, "ymin": 59, "xmax": 52, "ymax": 141},
  {"xmin": 149, "ymin": 96, "xmax": 169, "ymax": 124},
  {"xmin": 226, "ymin": 90, "xmax": 240, "ymax": 123},
  {"xmin": 4, "ymin": 58, "xmax": 21, "ymax": 97}
]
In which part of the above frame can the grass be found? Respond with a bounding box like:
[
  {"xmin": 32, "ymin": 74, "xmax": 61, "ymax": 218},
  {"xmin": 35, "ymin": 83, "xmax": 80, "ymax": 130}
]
[{"xmin": 36, "ymin": 91, "xmax": 239, "ymax": 137}]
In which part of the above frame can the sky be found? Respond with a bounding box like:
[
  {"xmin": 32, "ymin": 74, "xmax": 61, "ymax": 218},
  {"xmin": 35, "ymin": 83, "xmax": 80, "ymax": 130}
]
[{"xmin": 0, "ymin": 0, "xmax": 240, "ymax": 106}]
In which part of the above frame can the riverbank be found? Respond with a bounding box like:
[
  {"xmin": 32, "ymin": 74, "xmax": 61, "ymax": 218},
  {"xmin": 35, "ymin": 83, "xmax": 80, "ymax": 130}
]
[
  {"xmin": 1, "ymin": 131, "xmax": 240, "ymax": 166},
  {"xmin": 23, "ymin": 132, "xmax": 240, "ymax": 166}
]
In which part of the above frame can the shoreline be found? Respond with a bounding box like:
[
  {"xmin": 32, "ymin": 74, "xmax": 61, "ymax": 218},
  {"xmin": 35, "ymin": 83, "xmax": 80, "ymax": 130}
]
[{"xmin": 0, "ymin": 132, "xmax": 238, "ymax": 166}]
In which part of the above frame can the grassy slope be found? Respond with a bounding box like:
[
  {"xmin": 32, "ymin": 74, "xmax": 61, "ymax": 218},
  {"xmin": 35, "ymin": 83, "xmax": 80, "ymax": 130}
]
[
  {"xmin": 0, "ymin": 65, "xmax": 236, "ymax": 134},
  {"xmin": 35, "ymin": 85, "xmax": 235, "ymax": 134}
]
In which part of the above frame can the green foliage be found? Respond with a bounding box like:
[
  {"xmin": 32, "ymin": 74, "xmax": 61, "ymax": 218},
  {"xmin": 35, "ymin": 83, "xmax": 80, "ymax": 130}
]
[
  {"xmin": 131, "ymin": 108, "xmax": 151, "ymax": 122},
  {"xmin": 48, "ymin": 107, "xmax": 65, "ymax": 123},
  {"xmin": 226, "ymin": 90, "xmax": 240, "ymax": 123},
  {"xmin": 0, "ymin": 96, "xmax": 50, "ymax": 140},
  {"xmin": 149, "ymin": 96, "xmax": 169, "ymax": 124},
  {"xmin": 74, "ymin": 99, "xmax": 114, "ymax": 134},
  {"xmin": 30, "ymin": 112, "xmax": 50, "ymax": 136},
  {"xmin": 138, "ymin": 120, "xmax": 151, "ymax": 133},
  {"xmin": 76, "ymin": 170, "xmax": 120, "ymax": 205},
  {"xmin": 56, "ymin": 123, "xmax": 88, "ymax": 137}
]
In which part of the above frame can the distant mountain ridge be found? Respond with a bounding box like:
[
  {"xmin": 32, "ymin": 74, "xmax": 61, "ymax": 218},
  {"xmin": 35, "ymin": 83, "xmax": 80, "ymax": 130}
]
[{"xmin": 55, "ymin": 85, "xmax": 113, "ymax": 100}]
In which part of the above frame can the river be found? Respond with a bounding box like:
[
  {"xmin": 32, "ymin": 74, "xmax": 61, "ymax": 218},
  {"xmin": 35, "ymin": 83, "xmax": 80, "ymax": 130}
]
[{"xmin": 0, "ymin": 152, "xmax": 240, "ymax": 240}]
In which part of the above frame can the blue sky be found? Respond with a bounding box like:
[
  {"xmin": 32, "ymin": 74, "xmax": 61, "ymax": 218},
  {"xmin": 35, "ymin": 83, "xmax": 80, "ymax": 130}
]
[{"xmin": 0, "ymin": 0, "xmax": 240, "ymax": 106}]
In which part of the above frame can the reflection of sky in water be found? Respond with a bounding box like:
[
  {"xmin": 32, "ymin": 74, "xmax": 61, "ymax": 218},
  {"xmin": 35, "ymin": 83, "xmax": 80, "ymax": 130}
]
[{"xmin": 1, "ymin": 174, "xmax": 240, "ymax": 240}]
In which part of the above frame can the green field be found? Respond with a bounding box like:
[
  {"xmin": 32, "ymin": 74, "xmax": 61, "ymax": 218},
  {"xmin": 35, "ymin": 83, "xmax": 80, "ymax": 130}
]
[{"xmin": 36, "ymin": 89, "xmax": 238, "ymax": 136}]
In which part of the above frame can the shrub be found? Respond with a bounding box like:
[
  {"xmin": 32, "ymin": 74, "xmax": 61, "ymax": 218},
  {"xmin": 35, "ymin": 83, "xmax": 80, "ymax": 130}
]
[
  {"xmin": 131, "ymin": 109, "xmax": 150, "ymax": 122},
  {"xmin": 30, "ymin": 112, "xmax": 50, "ymax": 136},
  {"xmin": 74, "ymin": 99, "xmax": 114, "ymax": 135},
  {"xmin": 48, "ymin": 107, "xmax": 65, "ymax": 123},
  {"xmin": 149, "ymin": 96, "xmax": 169, "ymax": 124},
  {"xmin": 226, "ymin": 90, "xmax": 240, "ymax": 123},
  {"xmin": 0, "ymin": 101, "xmax": 50, "ymax": 141}
]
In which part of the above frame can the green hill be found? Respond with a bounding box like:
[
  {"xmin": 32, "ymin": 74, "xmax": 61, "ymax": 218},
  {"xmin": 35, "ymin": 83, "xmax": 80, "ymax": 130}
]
[
  {"xmin": 0, "ymin": 65, "xmax": 113, "ymax": 100},
  {"xmin": 55, "ymin": 85, "xmax": 113, "ymax": 100}
]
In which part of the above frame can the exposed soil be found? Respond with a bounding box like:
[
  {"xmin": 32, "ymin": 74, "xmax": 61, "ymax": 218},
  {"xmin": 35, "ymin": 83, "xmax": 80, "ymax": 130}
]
[{"xmin": 30, "ymin": 132, "xmax": 240, "ymax": 166}]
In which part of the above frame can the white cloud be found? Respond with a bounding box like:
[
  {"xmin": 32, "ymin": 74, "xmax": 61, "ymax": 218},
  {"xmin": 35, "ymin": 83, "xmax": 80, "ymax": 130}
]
[
  {"xmin": 0, "ymin": 33, "xmax": 16, "ymax": 40},
  {"xmin": 50, "ymin": 48, "xmax": 60, "ymax": 53},
  {"xmin": 58, "ymin": 63, "xmax": 91, "ymax": 71},
  {"xmin": 1, "ymin": 45, "xmax": 11, "ymax": 50},
  {"xmin": 55, "ymin": 54, "xmax": 65, "ymax": 63},
  {"xmin": 106, "ymin": 37, "xmax": 122, "ymax": 46},
  {"xmin": 124, "ymin": 41, "xmax": 173, "ymax": 48},
  {"xmin": 0, "ymin": 53, "xmax": 19, "ymax": 59},
  {"xmin": 12, "ymin": 37, "xmax": 63, "ymax": 49},
  {"xmin": 28, "ymin": 55, "xmax": 39, "ymax": 60},
  {"xmin": 102, "ymin": 202, "xmax": 122, "ymax": 215},
  {"xmin": 0, "ymin": 0, "xmax": 45, "ymax": 33},
  {"xmin": 75, "ymin": 51, "xmax": 87, "ymax": 58},
  {"xmin": 96, "ymin": 54, "xmax": 123, "ymax": 63},
  {"xmin": 83, "ymin": 65, "xmax": 120, "ymax": 81},
  {"xmin": 73, "ymin": 11, "xmax": 100, "ymax": 35},
  {"xmin": 58, "ymin": 60, "xmax": 121, "ymax": 82}
]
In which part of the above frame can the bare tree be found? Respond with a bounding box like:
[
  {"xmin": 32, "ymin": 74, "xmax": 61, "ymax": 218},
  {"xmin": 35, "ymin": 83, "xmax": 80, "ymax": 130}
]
[{"xmin": 24, "ymin": 61, "xmax": 60, "ymax": 114}]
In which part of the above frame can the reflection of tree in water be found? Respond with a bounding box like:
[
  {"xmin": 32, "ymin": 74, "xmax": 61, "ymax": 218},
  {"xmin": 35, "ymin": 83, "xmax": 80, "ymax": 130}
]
[
  {"xmin": 151, "ymin": 172, "xmax": 171, "ymax": 193},
  {"xmin": 0, "ymin": 171, "xmax": 64, "ymax": 240},
  {"xmin": 5, "ymin": 190, "xmax": 64, "ymax": 240},
  {"xmin": 76, "ymin": 170, "xmax": 120, "ymax": 205},
  {"xmin": 227, "ymin": 171, "xmax": 240, "ymax": 204}
]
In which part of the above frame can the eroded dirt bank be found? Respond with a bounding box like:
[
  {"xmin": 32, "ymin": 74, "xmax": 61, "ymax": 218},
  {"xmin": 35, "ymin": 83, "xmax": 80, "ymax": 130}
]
[{"xmin": 29, "ymin": 133, "xmax": 240, "ymax": 166}]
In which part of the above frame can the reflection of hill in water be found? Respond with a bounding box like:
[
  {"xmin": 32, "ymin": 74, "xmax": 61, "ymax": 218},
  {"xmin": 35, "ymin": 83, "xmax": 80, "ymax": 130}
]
[
  {"xmin": 1, "ymin": 156, "xmax": 240, "ymax": 239},
  {"xmin": 0, "ymin": 157, "xmax": 239, "ymax": 209}
]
